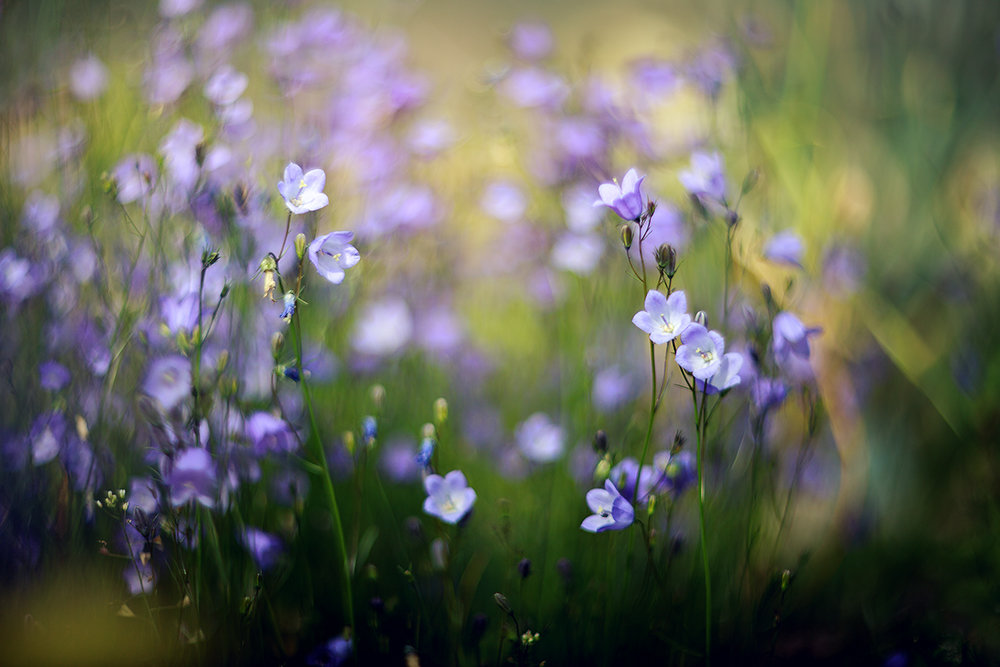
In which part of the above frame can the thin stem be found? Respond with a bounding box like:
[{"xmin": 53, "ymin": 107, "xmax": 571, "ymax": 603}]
[
  {"xmin": 290, "ymin": 259, "xmax": 354, "ymax": 633},
  {"xmin": 722, "ymin": 224, "xmax": 733, "ymax": 328},
  {"xmin": 694, "ymin": 384, "xmax": 712, "ymax": 662}
]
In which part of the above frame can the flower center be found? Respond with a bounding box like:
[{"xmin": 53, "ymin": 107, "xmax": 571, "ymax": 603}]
[
  {"xmin": 696, "ymin": 347, "xmax": 715, "ymax": 364},
  {"xmin": 658, "ymin": 315, "xmax": 674, "ymax": 334},
  {"xmin": 441, "ymin": 494, "xmax": 457, "ymax": 513}
]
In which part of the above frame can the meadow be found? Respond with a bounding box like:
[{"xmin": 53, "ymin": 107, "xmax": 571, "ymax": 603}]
[{"xmin": 2, "ymin": 1, "xmax": 1000, "ymax": 664}]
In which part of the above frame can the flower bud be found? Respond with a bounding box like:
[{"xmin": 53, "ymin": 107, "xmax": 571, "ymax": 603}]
[
  {"xmin": 294, "ymin": 233, "xmax": 307, "ymax": 260},
  {"xmin": 195, "ymin": 142, "xmax": 206, "ymax": 168},
  {"xmin": 216, "ymin": 349, "xmax": 229, "ymax": 373},
  {"xmin": 421, "ymin": 423, "xmax": 436, "ymax": 440},
  {"xmin": 470, "ymin": 613, "xmax": 489, "ymax": 643},
  {"xmin": 517, "ymin": 558, "xmax": 532, "ymax": 579},
  {"xmin": 725, "ymin": 208, "xmax": 741, "ymax": 228},
  {"xmin": 271, "ymin": 332, "xmax": 285, "ymax": 359},
  {"xmin": 370, "ymin": 384, "xmax": 386, "ymax": 410},
  {"xmin": 654, "ymin": 244, "xmax": 677, "ymax": 278},
  {"xmin": 343, "ymin": 431, "xmax": 356, "ymax": 456},
  {"xmin": 781, "ymin": 569, "xmax": 792, "ymax": 592},
  {"xmin": 201, "ymin": 247, "xmax": 220, "ymax": 268},
  {"xmin": 619, "ymin": 224, "xmax": 634, "ymax": 250},
  {"xmin": 594, "ymin": 457, "xmax": 611, "ymax": 483},
  {"xmin": 493, "ymin": 593, "xmax": 512, "ymax": 615},
  {"xmin": 741, "ymin": 168, "xmax": 760, "ymax": 196},
  {"xmin": 433, "ymin": 397, "xmax": 448, "ymax": 425},
  {"xmin": 695, "ymin": 310, "xmax": 708, "ymax": 327},
  {"xmin": 592, "ymin": 430, "xmax": 607, "ymax": 455},
  {"xmin": 75, "ymin": 415, "xmax": 89, "ymax": 441}
]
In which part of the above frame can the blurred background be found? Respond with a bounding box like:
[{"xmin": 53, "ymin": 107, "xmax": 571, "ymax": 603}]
[{"xmin": 2, "ymin": 0, "xmax": 1000, "ymax": 664}]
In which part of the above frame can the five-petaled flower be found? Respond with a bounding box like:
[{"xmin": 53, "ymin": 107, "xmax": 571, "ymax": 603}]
[
  {"xmin": 278, "ymin": 162, "xmax": 329, "ymax": 214},
  {"xmin": 423, "ymin": 470, "xmax": 477, "ymax": 524},
  {"xmin": 308, "ymin": 231, "xmax": 360, "ymax": 284},
  {"xmin": 675, "ymin": 323, "xmax": 726, "ymax": 380},
  {"xmin": 594, "ymin": 168, "xmax": 645, "ymax": 221},
  {"xmin": 632, "ymin": 290, "xmax": 691, "ymax": 344},
  {"xmin": 580, "ymin": 480, "xmax": 634, "ymax": 532}
]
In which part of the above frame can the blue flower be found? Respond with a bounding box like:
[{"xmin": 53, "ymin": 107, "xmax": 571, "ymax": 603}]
[
  {"xmin": 423, "ymin": 470, "xmax": 476, "ymax": 524},
  {"xmin": 580, "ymin": 480, "xmax": 634, "ymax": 532},
  {"xmin": 277, "ymin": 162, "xmax": 329, "ymax": 214},
  {"xmin": 632, "ymin": 290, "xmax": 691, "ymax": 344},
  {"xmin": 307, "ymin": 231, "xmax": 360, "ymax": 285},
  {"xmin": 594, "ymin": 168, "xmax": 645, "ymax": 221},
  {"xmin": 279, "ymin": 291, "xmax": 296, "ymax": 322}
]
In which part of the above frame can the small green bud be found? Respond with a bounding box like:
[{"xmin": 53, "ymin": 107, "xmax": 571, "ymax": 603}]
[
  {"xmin": 654, "ymin": 244, "xmax": 677, "ymax": 278},
  {"xmin": 216, "ymin": 349, "xmax": 229, "ymax": 373},
  {"xmin": 433, "ymin": 397, "xmax": 448, "ymax": 425},
  {"xmin": 195, "ymin": 142, "xmax": 206, "ymax": 168},
  {"xmin": 421, "ymin": 422, "xmax": 436, "ymax": 440},
  {"xmin": 201, "ymin": 248, "xmax": 220, "ymax": 268},
  {"xmin": 295, "ymin": 233, "xmax": 307, "ymax": 260},
  {"xmin": 493, "ymin": 593, "xmax": 512, "ymax": 615},
  {"xmin": 594, "ymin": 457, "xmax": 611, "ymax": 483},
  {"xmin": 343, "ymin": 431, "xmax": 356, "ymax": 456},
  {"xmin": 741, "ymin": 168, "xmax": 760, "ymax": 196},
  {"xmin": 271, "ymin": 332, "xmax": 284, "ymax": 359},
  {"xmin": 370, "ymin": 384, "xmax": 386, "ymax": 409},
  {"xmin": 259, "ymin": 255, "xmax": 278, "ymax": 274},
  {"xmin": 620, "ymin": 224, "xmax": 634, "ymax": 250}
]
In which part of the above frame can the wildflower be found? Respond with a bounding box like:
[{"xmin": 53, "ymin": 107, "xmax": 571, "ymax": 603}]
[
  {"xmin": 763, "ymin": 230, "xmax": 804, "ymax": 267},
  {"xmin": 698, "ymin": 350, "xmax": 744, "ymax": 394},
  {"xmin": 674, "ymin": 323, "xmax": 725, "ymax": 380},
  {"xmin": 69, "ymin": 54, "xmax": 109, "ymax": 101},
  {"xmin": 39, "ymin": 361, "xmax": 70, "ymax": 391},
  {"xmin": 594, "ymin": 168, "xmax": 645, "ymax": 221},
  {"xmin": 580, "ymin": 480, "xmax": 634, "ymax": 532},
  {"xmin": 515, "ymin": 413, "xmax": 565, "ymax": 463},
  {"xmin": 307, "ymin": 231, "xmax": 360, "ymax": 285},
  {"xmin": 240, "ymin": 527, "xmax": 283, "ymax": 571},
  {"xmin": 350, "ymin": 297, "xmax": 413, "ymax": 357},
  {"xmin": 278, "ymin": 162, "xmax": 329, "ymax": 214},
  {"xmin": 423, "ymin": 470, "xmax": 477, "ymax": 524},
  {"xmin": 165, "ymin": 447, "xmax": 216, "ymax": 508},
  {"xmin": 260, "ymin": 255, "xmax": 278, "ymax": 301},
  {"xmin": 279, "ymin": 291, "xmax": 296, "ymax": 322},
  {"xmin": 143, "ymin": 355, "xmax": 192, "ymax": 412},
  {"xmin": 632, "ymin": 290, "xmax": 691, "ymax": 344},
  {"xmin": 679, "ymin": 151, "xmax": 726, "ymax": 203},
  {"xmin": 415, "ymin": 437, "xmax": 435, "ymax": 470},
  {"xmin": 772, "ymin": 311, "xmax": 820, "ymax": 363}
]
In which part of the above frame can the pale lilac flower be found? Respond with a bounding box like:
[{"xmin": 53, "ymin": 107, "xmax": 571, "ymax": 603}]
[
  {"xmin": 240, "ymin": 527, "xmax": 283, "ymax": 570},
  {"xmin": 763, "ymin": 230, "xmax": 804, "ymax": 267},
  {"xmin": 608, "ymin": 458, "xmax": 660, "ymax": 504},
  {"xmin": 30, "ymin": 411, "xmax": 66, "ymax": 466},
  {"xmin": 563, "ymin": 183, "xmax": 603, "ymax": 232},
  {"xmin": 653, "ymin": 450, "xmax": 696, "ymax": 496},
  {"xmin": 112, "ymin": 154, "xmax": 158, "ymax": 204},
  {"xmin": 480, "ymin": 181, "xmax": 527, "ymax": 223},
  {"xmin": 592, "ymin": 366, "xmax": 637, "ymax": 413},
  {"xmin": 39, "ymin": 361, "xmax": 70, "ymax": 391},
  {"xmin": 160, "ymin": 0, "xmax": 203, "ymax": 18},
  {"xmin": 580, "ymin": 480, "xmax": 634, "ymax": 533},
  {"xmin": 406, "ymin": 118, "xmax": 455, "ymax": 158},
  {"xmin": 679, "ymin": 151, "xmax": 726, "ymax": 202},
  {"xmin": 509, "ymin": 22, "xmax": 553, "ymax": 60},
  {"xmin": 550, "ymin": 232, "xmax": 603, "ymax": 275},
  {"xmin": 675, "ymin": 323, "xmax": 725, "ymax": 380},
  {"xmin": 204, "ymin": 65, "xmax": 248, "ymax": 106},
  {"xmin": 69, "ymin": 54, "xmax": 109, "ymax": 101},
  {"xmin": 245, "ymin": 412, "xmax": 298, "ymax": 455},
  {"xmin": 351, "ymin": 297, "xmax": 413, "ymax": 357},
  {"xmin": 278, "ymin": 163, "xmax": 329, "ymax": 214},
  {"xmin": 423, "ymin": 470, "xmax": 477, "ymax": 524},
  {"xmin": 500, "ymin": 67, "xmax": 569, "ymax": 108},
  {"xmin": 594, "ymin": 168, "xmax": 645, "ymax": 221},
  {"xmin": 124, "ymin": 560, "xmax": 157, "ymax": 596},
  {"xmin": 143, "ymin": 355, "xmax": 191, "ymax": 412},
  {"xmin": 698, "ymin": 351, "xmax": 744, "ymax": 394},
  {"xmin": 159, "ymin": 119, "xmax": 204, "ymax": 194},
  {"xmin": 633, "ymin": 290, "xmax": 691, "ymax": 345},
  {"xmin": 772, "ymin": 312, "xmax": 820, "ymax": 363},
  {"xmin": 165, "ymin": 447, "xmax": 216, "ymax": 508},
  {"xmin": 515, "ymin": 413, "xmax": 565, "ymax": 463}
]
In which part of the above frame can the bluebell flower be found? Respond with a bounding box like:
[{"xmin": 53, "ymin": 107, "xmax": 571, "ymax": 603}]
[
  {"xmin": 675, "ymin": 323, "xmax": 725, "ymax": 380},
  {"xmin": 632, "ymin": 290, "xmax": 691, "ymax": 344},
  {"xmin": 594, "ymin": 168, "xmax": 645, "ymax": 221},
  {"xmin": 165, "ymin": 447, "xmax": 216, "ymax": 508},
  {"xmin": 240, "ymin": 527, "xmax": 283, "ymax": 571},
  {"xmin": 580, "ymin": 480, "xmax": 634, "ymax": 532},
  {"xmin": 679, "ymin": 151, "xmax": 726, "ymax": 203},
  {"xmin": 278, "ymin": 162, "xmax": 329, "ymax": 214},
  {"xmin": 764, "ymin": 230, "xmax": 804, "ymax": 267},
  {"xmin": 279, "ymin": 291, "xmax": 296, "ymax": 322},
  {"xmin": 308, "ymin": 231, "xmax": 360, "ymax": 284},
  {"xmin": 361, "ymin": 416, "xmax": 377, "ymax": 446},
  {"xmin": 416, "ymin": 437, "xmax": 435, "ymax": 470},
  {"xmin": 423, "ymin": 470, "xmax": 476, "ymax": 524}
]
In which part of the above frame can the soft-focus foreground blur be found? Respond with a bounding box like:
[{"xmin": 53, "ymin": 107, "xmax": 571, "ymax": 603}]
[{"xmin": 2, "ymin": 1, "xmax": 1000, "ymax": 665}]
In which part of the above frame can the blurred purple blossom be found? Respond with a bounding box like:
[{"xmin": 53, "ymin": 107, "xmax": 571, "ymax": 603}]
[
  {"xmin": 764, "ymin": 230, "xmax": 804, "ymax": 267},
  {"xmin": 500, "ymin": 66, "xmax": 569, "ymax": 108},
  {"xmin": 551, "ymin": 232, "xmax": 603, "ymax": 275},
  {"xmin": 143, "ymin": 356, "xmax": 192, "ymax": 413},
  {"xmin": 68, "ymin": 54, "xmax": 108, "ymax": 101},
  {"xmin": 351, "ymin": 297, "xmax": 413, "ymax": 358},
  {"xmin": 165, "ymin": 447, "xmax": 217, "ymax": 508},
  {"xmin": 245, "ymin": 412, "xmax": 298, "ymax": 456},
  {"xmin": 679, "ymin": 151, "xmax": 726, "ymax": 203},
  {"xmin": 204, "ymin": 65, "xmax": 248, "ymax": 106},
  {"xmin": 480, "ymin": 180, "xmax": 527, "ymax": 223},
  {"xmin": 39, "ymin": 361, "xmax": 70, "ymax": 391},
  {"xmin": 240, "ymin": 527, "xmax": 283, "ymax": 571},
  {"xmin": 515, "ymin": 412, "xmax": 565, "ymax": 463},
  {"xmin": 508, "ymin": 21, "xmax": 553, "ymax": 60}
]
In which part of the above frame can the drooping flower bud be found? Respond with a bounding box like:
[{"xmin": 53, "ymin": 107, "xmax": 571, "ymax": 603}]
[
  {"xmin": 619, "ymin": 224, "xmax": 634, "ymax": 250},
  {"xmin": 654, "ymin": 244, "xmax": 677, "ymax": 278}
]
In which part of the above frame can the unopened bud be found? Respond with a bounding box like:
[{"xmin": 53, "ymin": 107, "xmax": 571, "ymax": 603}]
[
  {"xmin": 654, "ymin": 244, "xmax": 677, "ymax": 278},
  {"xmin": 593, "ymin": 430, "xmax": 607, "ymax": 454},
  {"xmin": 725, "ymin": 208, "xmax": 741, "ymax": 227},
  {"xmin": 594, "ymin": 457, "xmax": 611, "ymax": 482},
  {"xmin": 195, "ymin": 142, "xmax": 206, "ymax": 167},
  {"xmin": 75, "ymin": 415, "xmax": 89, "ymax": 441},
  {"xmin": 421, "ymin": 423, "xmax": 436, "ymax": 440},
  {"xmin": 294, "ymin": 233, "xmax": 307, "ymax": 260},
  {"xmin": 343, "ymin": 431, "xmax": 356, "ymax": 456},
  {"xmin": 741, "ymin": 168, "xmax": 760, "ymax": 196},
  {"xmin": 695, "ymin": 310, "xmax": 708, "ymax": 328},
  {"xmin": 370, "ymin": 384, "xmax": 386, "ymax": 410},
  {"xmin": 781, "ymin": 569, "xmax": 792, "ymax": 592},
  {"xmin": 216, "ymin": 350, "xmax": 229, "ymax": 373},
  {"xmin": 493, "ymin": 593, "xmax": 512, "ymax": 615},
  {"xmin": 271, "ymin": 332, "xmax": 285, "ymax": 359},
  {"xmin": 234, "ymin": 183, "xmax": 250, "ymax": 215},
  {"xmin": 433, "ymin": 397, "xmax": 448, "ymax": 425},
  {"xmin": 620, "ymin": 224, "xmax": 633, "ymax": 250},
  {"xmin": 517, "ymin": 558, "xmax": 532, "ymax": 579},
  {"xmin": 201, "ymin": 248, "xmax": 220, "ymax": 268}
]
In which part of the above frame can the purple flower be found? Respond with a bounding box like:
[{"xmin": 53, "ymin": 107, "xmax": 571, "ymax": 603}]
[
  {"xmin": 112, "ymin": 154, "xmax": 158, "ymax": 204},
  {"xmin": 423, "ymin": 470, "xmax": 477, "ymax": 524},
  {"xmin": 675, "ymin": 323, "xmax": 725, "ymax": 380},
  {"xmin": 480, "ymin": 180, "xmax": 527, "ymax": 223},
  {"xmin": 515, "ymin": 413, "xmax": 565, "ymax": 463},
  {"xmin": 143, "ymin": 356, "xmax": 191, "ymax": 412},
  {"xmin": 279, "ymin": 291, "xmax": 296, "ymax": 322},
  {"xmin": 594, "ymin": 168, "xmax": 645, "ymax": 221},
  {"xmin": 653, "ymin": 450, "xmax": 696, "ymax": 496},
  {"xmin": 278, "ymin": 163, "xmax": 329, "ymax": 214},
  {"xmin": 245, "ymin": 412, "xmax": 298, "ymax": 455},
  {"xmin": 763, "ymin": 230, "xmax": 804, "ymax": 267},
  {"xmin": 307, "ymin": 231, "xmax": 359, "ymax": 284},
  {"xmin": 499, "ymin": 67, "xmax": 569, "ymax": 109},
  {"xmin": 632, "ymin": 290, "xmax": 691, "ymax": 344},
  {"xmin": 69, "ymin": 54, "xmax": 109, "ymax": 101},
  {"xmin": 679, "ymin": 151, "xmax": 726, "ymax": 203},
  {"xmin": 307, "ymin": 636, "xmax": 353, "ymax": 667},
  {"xmin": 508, "ymin": 22, "xmax": 553, "ymax": 61},
  {"xmin": 751, "ymin": 377, "xmax": 788, "ymax": 413},
  {"xmin": 580, "ymin": 480, "xmax": 634, "ymax": 532},
  {"xmin": 124, "ymin": 560, "xmax": 157, "ymax": 596},
  {"xmin": 240, "ymin": 527, "xmax": 283, "ymax": 571},
  {"xmin": 697, "ymin": 351, "xmax": 744, "ymax": 394},
  {"xmin": 165, "ymin": 447, "xmax": 217, "ymax": 508},
  {"xmin": 204, "ymin": 65, "xmax": 248, "ymax": 106},
  {"xmin": 39, "ymin": 361, "xmax": 70, "ymax": 391},
  {"xmin": 608, "ymin": 457, "xmax": 660, "ymax": 504},
  {"xmin": 550, "ymin": 232, "xmax": 603, "ymax": 275},
  {"xmin": 350, "ymin": 297, "xmax": 413, "ymax": 357},
  {"xmin": 30, "ymin": 411, "xmax": 66, "ymax": 466},
  {"xmin": 772, "ymin": 312, "xmax": 820, "ymax": 363}
]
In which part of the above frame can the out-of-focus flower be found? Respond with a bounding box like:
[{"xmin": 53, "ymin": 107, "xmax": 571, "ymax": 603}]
[
  {"xmin": 698, "ymin": 351, "xmax": 744, "ymax": 394},
  {"xmin": 143, "ymin": 356, "xmax": 192, "ymax": 412},
  {"xmin": 653, "ymin": 450, "xmax": 696, "ymax": 495},
  {"xmin": 307, "ymin": 636, "xmax": 353, "ymax": 667},
  {"xmin": 112, "ymin": 154, "xmax": 158, "ymax": 204},
  {"xmin": 480, "ymin": 180, "xmax": 527, "ymax": 223},
  {"xmin": 423, "ymin": 470, "xmax": 477, "ymax": 524},
  {"xmin": 160, "ymin": 0, "xmax": 202, "ymax": 17},
  {"xmin": 751, "ymin": 377, "xmax": 787, "ymax": 414},
  {"xmin": 499, "ymin": 66, "xmax": 569, "ymax": 108},
  {"xmin": 278, "ymin": 163, "xmax": 329, "ymax": 214},
  {"xmin": 69, "ymin": 54, "xmax": 109, "ymax": 101},
  {"xmin": 307, "ymin": 231, "xmax": 360, "ymax": 284},
  {"xmin": 245, "ymin": 412, "xmax": 298, "ymax": 455},
  {"xmin": 240, "ymin": 527, "xmax": 283, "ymax": 570},
  {"xmin": 279, "ymin": 291, "xmax": 296, "ymax": 322},
  {"xmin": 580, "ymin": 480, "xmax": 634, "ymax": 532},
  {"xmin": 679, "ymin": 151, "xmax": 726, "ymax": 203},
  {"xmin": 772, "ymin": 311, "xmax": 821, "ymax": 383},
  {"xmin": 165, "ymin": 447, "xmax": 217, "ymax": 508},
  {"xmin": 515, "ymin": 413, "xmax": 565, "ymax": 463},
  {"xmin": 124, "ymin": 560, "xmax": 157, "ymax": 596},
  {"xmin": 204, "ymin": 65, "xmax": 248, "ymax": 106},
  {"xmin": 675, "ymin": 323, "xmax": 725, "ymax": 380},
  {"xmin": 39, "ymin": 361, "xmax": 70, "ymax": 391},
  {"xmin": 594, "ymin": 168, "xmax": 645, "ymax": 221},
  {"xmin": 508, "ymin": 21, "xmax": 553, "ymax": 60},
  {"xmin": 609, "ymin": 457, "xmax": 660, "ymax": 504},
  {"xmin": 159, "ymin": 119, "xmax": 204, "ymax": 194},
  {"xmin": 763, "ymin": 230, "xmax": 804, "ymax": 267},
  {"xmin": 632, "ymin": 290, "xmax": 691, "ymax": 344},
  {"xmin": 351, "ymin": 297, "xmax": 413, "ymax": 357},
  {"xmin": 550, "ymin": 232, "xmax": 603, "ymax": 275},
  {"xmin": 30, "ymin": 411, "xmax": 66, "ymax": 466}
]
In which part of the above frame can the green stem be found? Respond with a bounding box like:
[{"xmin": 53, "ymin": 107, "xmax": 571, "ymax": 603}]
[
  {"xmin": 290, "ymin": 278, "xmax": 354, "ymax": 632},
  {"xmin": 695, "ymin": 387, "xmax": 712, "ymax": 662}
]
